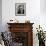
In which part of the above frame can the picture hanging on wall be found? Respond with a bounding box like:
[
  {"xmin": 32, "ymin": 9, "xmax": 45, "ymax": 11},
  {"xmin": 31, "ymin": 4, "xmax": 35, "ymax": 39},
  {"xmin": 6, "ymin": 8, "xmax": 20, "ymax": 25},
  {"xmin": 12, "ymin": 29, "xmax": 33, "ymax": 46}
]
[{"xmin": 15, "ymin": 3, "xmax": 26, "ymax": 16}]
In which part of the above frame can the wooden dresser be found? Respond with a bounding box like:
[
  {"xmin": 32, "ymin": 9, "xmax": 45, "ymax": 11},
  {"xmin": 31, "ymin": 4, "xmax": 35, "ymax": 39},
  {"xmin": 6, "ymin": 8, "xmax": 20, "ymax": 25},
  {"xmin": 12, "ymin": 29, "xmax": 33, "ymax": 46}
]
[{"xmin": 7, "ymin": 23, "xmax": 34, "ymax": 46}]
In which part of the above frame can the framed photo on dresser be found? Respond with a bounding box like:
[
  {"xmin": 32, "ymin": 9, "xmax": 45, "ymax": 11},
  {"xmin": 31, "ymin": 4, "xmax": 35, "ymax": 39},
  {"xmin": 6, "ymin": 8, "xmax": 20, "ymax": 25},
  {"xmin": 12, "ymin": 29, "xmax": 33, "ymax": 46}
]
[{"xmin": 15, "ymin": 3, "xmax": 26, "ymax": 16}]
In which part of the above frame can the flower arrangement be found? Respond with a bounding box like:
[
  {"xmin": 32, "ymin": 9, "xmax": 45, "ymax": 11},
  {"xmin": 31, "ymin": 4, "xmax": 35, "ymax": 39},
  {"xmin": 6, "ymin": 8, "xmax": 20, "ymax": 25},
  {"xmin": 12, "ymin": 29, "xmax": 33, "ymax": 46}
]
[{"xmin": 36, "ymin": 25, "xmax": 45, "ymax": 42}]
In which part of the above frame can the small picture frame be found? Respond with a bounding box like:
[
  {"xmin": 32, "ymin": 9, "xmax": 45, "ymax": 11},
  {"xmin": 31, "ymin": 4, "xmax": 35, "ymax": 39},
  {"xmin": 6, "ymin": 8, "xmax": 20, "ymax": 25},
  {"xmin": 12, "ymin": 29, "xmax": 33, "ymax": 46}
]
[{"xmin": 15, "ymin": 3, "xmax": 26, "ymax": 16}]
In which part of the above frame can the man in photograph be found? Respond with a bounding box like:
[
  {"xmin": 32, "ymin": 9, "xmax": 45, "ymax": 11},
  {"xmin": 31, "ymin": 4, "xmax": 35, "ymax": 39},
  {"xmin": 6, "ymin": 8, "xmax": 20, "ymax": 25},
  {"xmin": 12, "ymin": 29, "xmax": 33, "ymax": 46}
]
[{"xmin": 17, "ymin": 5, "xmax": 24, "ymax": 14}]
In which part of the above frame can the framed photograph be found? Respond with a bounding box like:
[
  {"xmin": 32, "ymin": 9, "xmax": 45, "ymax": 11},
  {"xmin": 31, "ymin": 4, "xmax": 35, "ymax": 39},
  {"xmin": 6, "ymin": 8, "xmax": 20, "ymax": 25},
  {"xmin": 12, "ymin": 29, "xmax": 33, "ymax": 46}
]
[{"xmin": 15, "ymin": 3, "xmax": 26, "ymax": 16}]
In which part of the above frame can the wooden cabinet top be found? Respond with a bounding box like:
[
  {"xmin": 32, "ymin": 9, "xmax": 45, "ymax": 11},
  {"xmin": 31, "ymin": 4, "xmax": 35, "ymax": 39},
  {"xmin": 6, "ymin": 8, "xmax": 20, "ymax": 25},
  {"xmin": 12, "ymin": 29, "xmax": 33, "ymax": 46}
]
[{"xmin": 7, "ymin": 23, "xmax": 34, "ymax": 25}]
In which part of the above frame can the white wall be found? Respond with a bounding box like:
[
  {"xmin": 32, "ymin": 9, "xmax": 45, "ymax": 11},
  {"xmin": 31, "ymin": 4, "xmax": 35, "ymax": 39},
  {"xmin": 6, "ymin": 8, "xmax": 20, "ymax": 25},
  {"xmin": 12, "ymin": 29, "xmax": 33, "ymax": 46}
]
[
  {"xmin": 40, "ymin": 0, "xmax": 46, "ymax": 14},
  {"xmin": 40, "ymin": 0, "xmax": 46, "ymax": 31}
]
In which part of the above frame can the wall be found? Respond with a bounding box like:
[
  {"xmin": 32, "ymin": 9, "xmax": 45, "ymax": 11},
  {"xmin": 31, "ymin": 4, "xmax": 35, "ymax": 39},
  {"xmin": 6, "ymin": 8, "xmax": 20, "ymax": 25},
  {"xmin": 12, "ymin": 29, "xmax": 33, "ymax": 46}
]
[
  {"xmin": 40, "ymin": 0, "xmax": 46, "ymax": 14},
  {"xmin": 0, "ymin": 0, "xmax": 2, "ymax": 32},
  {"xmin": 40, "ymin": 0, "xmax": 46, "ymax": 32}
]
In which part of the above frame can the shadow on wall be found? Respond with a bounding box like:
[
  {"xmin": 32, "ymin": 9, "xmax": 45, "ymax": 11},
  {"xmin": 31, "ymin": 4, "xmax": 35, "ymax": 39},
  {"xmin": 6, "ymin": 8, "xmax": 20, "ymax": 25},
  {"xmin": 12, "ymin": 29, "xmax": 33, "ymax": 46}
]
[
  {"xmin": 40, "ymin": 0, "xmax": 46, "ymax": 14},
  {"xmin": 0, "ymin": 0, "xmax": 2, "ymax": 32}
]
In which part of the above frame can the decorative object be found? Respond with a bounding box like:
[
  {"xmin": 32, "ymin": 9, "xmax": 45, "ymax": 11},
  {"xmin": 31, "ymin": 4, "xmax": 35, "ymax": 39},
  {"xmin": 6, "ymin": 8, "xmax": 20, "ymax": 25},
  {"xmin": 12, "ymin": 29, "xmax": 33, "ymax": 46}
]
[
  {"xmin": 15, "ymin": 3, "xmax": 26, "ymax": 16},
  {"xmin": 25, "ymin": 20, "xmax": 30, "ymax": 23},
  {"xmin": 36, "ymin": 25, "xmax": 45, "ymax": 46},
  {"xmin": 10, "ymin": 20, "xmax": 13, "ymax": 21},
  {"xmin": 8, "ymin": 19, "xmax": 19, "ymax": 23}
]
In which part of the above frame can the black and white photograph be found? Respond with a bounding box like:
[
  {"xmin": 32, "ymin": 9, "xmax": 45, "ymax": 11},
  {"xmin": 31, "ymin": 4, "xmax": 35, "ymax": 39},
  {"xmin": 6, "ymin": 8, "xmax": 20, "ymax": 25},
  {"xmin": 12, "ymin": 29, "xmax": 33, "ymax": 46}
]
[{"xmin": 15, "ymin": 3, "xmax": 26, "ymax": 16}]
